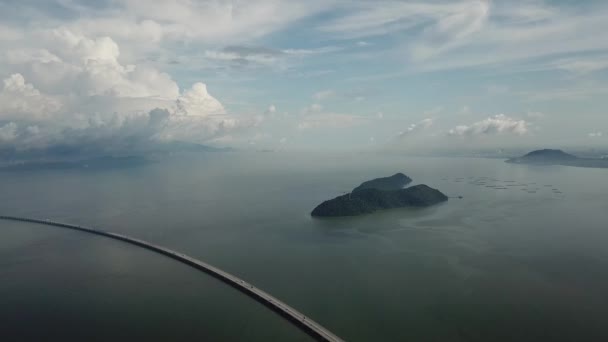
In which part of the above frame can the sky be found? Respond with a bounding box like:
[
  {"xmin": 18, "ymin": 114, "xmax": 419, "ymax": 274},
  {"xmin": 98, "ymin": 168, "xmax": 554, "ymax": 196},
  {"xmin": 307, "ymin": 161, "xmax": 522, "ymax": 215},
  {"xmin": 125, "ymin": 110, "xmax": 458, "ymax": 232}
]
[{"xmin": 0, "ymin": 0, "xmax": 606, "ymax": 155}]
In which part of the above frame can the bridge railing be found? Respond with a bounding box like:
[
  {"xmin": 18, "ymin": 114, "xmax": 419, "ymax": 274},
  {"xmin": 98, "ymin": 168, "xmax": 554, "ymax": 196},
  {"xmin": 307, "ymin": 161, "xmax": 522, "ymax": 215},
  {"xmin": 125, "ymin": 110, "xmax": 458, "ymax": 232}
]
[{"xmin": 0, "ymin": 215, "xmax": 344, "ymax": 342}]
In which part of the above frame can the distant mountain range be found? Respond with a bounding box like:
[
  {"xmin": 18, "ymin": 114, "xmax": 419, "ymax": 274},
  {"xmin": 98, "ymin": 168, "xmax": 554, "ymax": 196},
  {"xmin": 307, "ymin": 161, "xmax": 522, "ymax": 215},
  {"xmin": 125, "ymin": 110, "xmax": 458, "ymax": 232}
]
[
  {"xmin": 0, "ymin": 156, "xmax": 151, "ymax": 172},
  {"xmin": 0, "ymin": 141, "xmax": 234, "ymax": 160},
  {"xmin": 506, "ymin": 149, "xmax": 608, "ymax": 168},
  {"xmin": 151, "ymin": 141, "xmax": 235, "ymax": 153},
  {"xmin": 0, "ymin": 141, "xmax": 234, "ymax": 171}
]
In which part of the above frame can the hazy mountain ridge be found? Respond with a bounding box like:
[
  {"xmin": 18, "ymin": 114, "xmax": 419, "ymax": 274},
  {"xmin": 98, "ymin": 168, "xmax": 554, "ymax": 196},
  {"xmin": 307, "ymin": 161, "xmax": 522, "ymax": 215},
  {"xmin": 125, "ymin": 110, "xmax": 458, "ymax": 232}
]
[
  {"xmin": 0, "ymin": 141, "xmax": 234, "ymax": 170},
  {"xmin": 0, "ymin": 156, "xmax": 152, "ymax": 172},
  {"xmin": 506, "ymin": 149, "xmax": 608, "ymax": 168}
]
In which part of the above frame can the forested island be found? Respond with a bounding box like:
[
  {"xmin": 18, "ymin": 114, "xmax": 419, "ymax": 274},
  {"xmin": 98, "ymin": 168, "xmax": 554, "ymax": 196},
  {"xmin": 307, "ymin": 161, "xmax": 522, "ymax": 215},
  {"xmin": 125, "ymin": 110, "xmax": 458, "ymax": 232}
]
[
  {"xmin": 352, "ymin": 173, "xmax": 412, "ymax": 192},
  {"xmin": 311, "ymin": 173, "xmax": 447, "ymax": 217}
]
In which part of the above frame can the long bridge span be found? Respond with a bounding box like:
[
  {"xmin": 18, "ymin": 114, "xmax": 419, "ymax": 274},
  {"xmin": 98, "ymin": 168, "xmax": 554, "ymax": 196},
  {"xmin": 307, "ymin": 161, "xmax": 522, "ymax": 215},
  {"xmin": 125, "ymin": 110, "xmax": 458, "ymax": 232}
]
[{"xmin": 0, "ymin": 215, "xmax": 344, "ymax": 342}]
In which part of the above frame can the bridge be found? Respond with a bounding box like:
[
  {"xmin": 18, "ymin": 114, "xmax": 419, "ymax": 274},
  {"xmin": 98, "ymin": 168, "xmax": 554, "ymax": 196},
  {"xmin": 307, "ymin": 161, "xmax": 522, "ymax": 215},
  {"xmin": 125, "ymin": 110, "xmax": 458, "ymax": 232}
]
[{"xmin": 0, "ymin": 215, "xmax": 344, "ymax": 342}]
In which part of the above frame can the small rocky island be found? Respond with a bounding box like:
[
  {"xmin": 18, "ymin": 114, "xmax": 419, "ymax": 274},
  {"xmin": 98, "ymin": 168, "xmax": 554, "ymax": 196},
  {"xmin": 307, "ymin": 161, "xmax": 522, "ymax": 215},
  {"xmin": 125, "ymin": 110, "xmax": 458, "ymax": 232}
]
[
  {"xmin": 311, "ymin": 174, "xmax": 447, "ymax": 217},
  {"xmin": 506, "ymin": 149, "xmax": 608, "ymax": 168}
]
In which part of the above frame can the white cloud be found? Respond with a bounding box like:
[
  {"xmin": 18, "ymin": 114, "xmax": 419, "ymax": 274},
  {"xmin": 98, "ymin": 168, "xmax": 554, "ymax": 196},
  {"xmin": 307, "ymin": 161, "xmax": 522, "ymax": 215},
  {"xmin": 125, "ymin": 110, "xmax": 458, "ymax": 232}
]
[
  {"xmin": 0, "ymin": 29, "xmax": 240, "ymax": 152},
  {"xmin": 414, "ymin": 2, "xmax": 608, "ymax": 72},
  {"xmin": 0, "ymin": 74, "xmax": 62, "ymax": 121},
  {"xmin": 282, "ymin": 46, "xmax": 343, "ymax": 56},
  {"xmin": 3, "ymin": 29, "xmax": 180, "ymax": 99},
  {"xmin": 204, "ymin": 46, "xmax": 281, "ymax": 67},
  {"xmin": 398, "ymin": 118, "xmax": 434, "ymax": 137},
  {"xmin": 175, "ymin": 83, "xmax": 225, "ymax": 117},
  {"xmin": 0, "ymin": 1, "xmax": 340, "ymax": 89},
  {"xmin": 419, "ymin": 118, "xmax": 434, "ymax": 128},
  {"xmin": 410, "ymin": 1, "xmax": 489, "ymax": 61},
  {"xmin": 588, "ymin": 132, "xmax": 603, "ymax": 138},
  {"xmin": 319, "ymin": 2, "xmax": 458, "ymax": 39},
  {"xmin": 322, "ymin": 1, "xmax": 608, "ymax": 76},
  {"xmin": 552, "ymin": 56, "xmax": 608, "ymax": 75},
  {"xmin": 201, "ymin": 44, "xmax": 340, "ymax": 72},
  {"xmin": 266, "ymin": 104, "xmax": 277, "ymax": 114},
  {"xmin": 448, "ymin": 114, "xmax": 528, "ymax": 136},
  {"xmin": 5, "ymin": 49, "xmax": 62, "ymax": 65},
  {"xmin": 58, "ymin": 0, "xmax": 334, "ymax": 45},
  {"xmin": 1, "ymin": 0, "xmax": 605, "ymax": 152}
]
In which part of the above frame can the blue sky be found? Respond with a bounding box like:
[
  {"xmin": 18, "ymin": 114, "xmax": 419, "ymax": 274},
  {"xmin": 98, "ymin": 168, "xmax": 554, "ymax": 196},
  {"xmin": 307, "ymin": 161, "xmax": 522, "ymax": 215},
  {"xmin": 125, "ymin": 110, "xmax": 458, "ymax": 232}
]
[{"xmin": 0, "ymin": 0, "xmax": 606, "ymax": 154}]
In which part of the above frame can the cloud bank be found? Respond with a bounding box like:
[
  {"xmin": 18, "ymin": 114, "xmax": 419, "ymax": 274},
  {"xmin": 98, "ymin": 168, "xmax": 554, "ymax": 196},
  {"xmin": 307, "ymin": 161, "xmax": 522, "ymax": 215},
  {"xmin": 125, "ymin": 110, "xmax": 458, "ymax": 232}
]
[
  {"xmin": 0, "ymin": 29, "xmax": 239, "ymax": 153},
  {"xmin": 448, "ymin": 115, "xmax": 529, "ymax": 137}
]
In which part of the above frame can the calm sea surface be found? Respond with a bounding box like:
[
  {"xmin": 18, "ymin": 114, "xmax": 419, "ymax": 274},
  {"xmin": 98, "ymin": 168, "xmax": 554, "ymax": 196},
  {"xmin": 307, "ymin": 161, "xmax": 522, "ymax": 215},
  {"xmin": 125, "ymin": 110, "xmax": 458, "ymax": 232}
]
[{"xmin": 1, "ymin": 152, "xmax": 607, "ymax": 341}]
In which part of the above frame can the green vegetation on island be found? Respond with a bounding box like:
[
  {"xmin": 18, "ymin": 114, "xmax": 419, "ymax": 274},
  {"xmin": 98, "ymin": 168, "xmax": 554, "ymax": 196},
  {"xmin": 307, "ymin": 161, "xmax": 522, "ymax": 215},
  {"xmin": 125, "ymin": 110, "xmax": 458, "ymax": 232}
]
[
  {"xmin": 312, "ymin": 174, "xmax": 447, "ymax": 217},
  {"xmin": 352, "ymin": 173, "xmax": 412, "ymax": 192}
]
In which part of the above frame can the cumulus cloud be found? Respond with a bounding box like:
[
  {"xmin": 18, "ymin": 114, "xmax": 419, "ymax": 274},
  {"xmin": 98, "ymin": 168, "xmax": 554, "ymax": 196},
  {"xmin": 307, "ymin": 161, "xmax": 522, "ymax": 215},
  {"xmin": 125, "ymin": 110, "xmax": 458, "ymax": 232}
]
[
  {"xmin": 0, "ymin": 29, "xmax": 239, "ymax": 153},
  {"xmin": 175, "ymin": 83, "xmax": 225, "ymax": 116},
  {"xmin": 588, "ymin": 132, "xmax": 603, "ymax": 138},
  {"xmin": 2, "ymin": 29, "xmax": 180, "ymax": 99},
  {"xmin": 0, "ymin": 74, "xmax": 62, "ymax": 121},
  {"xmin": 398, "ymin": 118, "xmax": 434, "ymax": 137},
  {"xmin": 448, "ymin": 114, "xmax": 528, "ymax": 136}
]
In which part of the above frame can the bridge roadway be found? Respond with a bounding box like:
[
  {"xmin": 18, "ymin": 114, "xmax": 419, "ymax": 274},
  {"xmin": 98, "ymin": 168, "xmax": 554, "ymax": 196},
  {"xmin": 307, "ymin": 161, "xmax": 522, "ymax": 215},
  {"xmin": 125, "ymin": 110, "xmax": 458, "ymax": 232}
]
[{"xmin": 0, "ymin": 215, "xmax": 344, "ymax": 342}]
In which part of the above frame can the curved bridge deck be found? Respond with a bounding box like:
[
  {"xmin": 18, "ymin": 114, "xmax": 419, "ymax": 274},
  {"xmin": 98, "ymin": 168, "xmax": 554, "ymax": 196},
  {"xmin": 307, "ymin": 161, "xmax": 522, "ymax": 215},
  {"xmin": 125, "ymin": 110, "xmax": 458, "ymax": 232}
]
[{"xmin": 0, "ymin": 215, "xmax": 344, "ymax": 342}]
